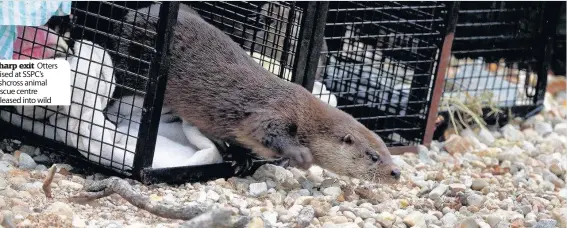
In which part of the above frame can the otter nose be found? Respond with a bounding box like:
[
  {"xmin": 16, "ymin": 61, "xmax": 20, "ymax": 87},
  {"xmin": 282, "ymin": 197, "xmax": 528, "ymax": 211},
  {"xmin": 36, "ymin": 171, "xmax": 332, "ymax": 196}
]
[{"xmin": 390, "ymin": 168, "xmax": 401, "ymax": 180}]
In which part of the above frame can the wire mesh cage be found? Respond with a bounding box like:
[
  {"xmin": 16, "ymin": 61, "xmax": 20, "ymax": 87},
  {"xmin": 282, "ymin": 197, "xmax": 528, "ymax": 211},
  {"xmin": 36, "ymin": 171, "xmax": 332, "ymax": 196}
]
[
  {"xmin": 0, "ymin": 1, "xmax": 330, "ymax": 184},
  {"xmin": 552, "ymin": 2, "xmax": 566, "ymax": 76},
  {"xmin": 311, "ymin": 1, "xmax": 451, "ymax": 151},
  {"xmin": 439, "ymin": 2, "xmax": 561, "ymax": 129},
  {"xmin": 0, "ymin": 1, "xmax": 174, "ymax": 177},
  {"xmin": 184, "ymin": 1, "xmax": 302, "ymax": 82}
]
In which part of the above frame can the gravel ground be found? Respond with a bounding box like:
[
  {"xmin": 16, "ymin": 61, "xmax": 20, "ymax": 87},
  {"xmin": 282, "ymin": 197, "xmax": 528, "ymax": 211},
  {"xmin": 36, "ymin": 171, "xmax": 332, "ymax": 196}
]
[{"xmin": 0, "ymin": 82, "xmax": 566, "ymax": 228}]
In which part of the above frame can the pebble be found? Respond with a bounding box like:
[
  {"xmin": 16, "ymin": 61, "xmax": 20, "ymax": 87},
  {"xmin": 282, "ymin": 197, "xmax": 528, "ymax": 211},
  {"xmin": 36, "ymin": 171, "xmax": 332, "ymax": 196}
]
[
  {"xmin": 0, "ymin": 91, "xmax": 565, "ymax": 228},
  {"xmin": 322, "ymin": 186, "xmax": 342, "ymax": 198},
  {"xmin": 501, "ymin": 124, "xmax": 524, "ymax": 142},
  {"xmin": 297, "ymin": 206, "xmax": 315, "ymax": 227},
  {"xmin": 441, "ymin": 213, "xmax": 458, "ymax": 226},
  {"xmin": 403, "ymin": 211, "xmax": 426, "ymax": 227},
  {"xmin": 16, "ymin": 152, "xmax": 36, "ymax": 170},
  {"xmin": 59, "ymin": 180, "xmax": 84, "ymax": 190},
  {"xmin": 363, "ymin": 223, "xmax": 377, "ymax": 228},
  {"xmin": 19, "ymin": 146, "xmax": 36, "ymax": 156},
  {"xmin": 449, "ymin": 183, "xmax": 466, "ymax": 194},
  {"xmin": 261, "ymin": 211, "xmax": 278, "ymax": 225},
  {"xmin": 0, "ymin": 161, "xmax": 14, "ymax": 173},
  {"xmin": 550, "ymin": 163, "xmax": 565, "ymax": 176},
  {"xmin": 444, "ymin": 135, "xmax": 473, "ymax": 155},
  {"xmin": 33, "ymin": 154, "xmax": 51, "ymax": 163},
  {"xmin": 310, "ymin": 199, "xmax": 331, "ymax": 217},
  {"xmin": 466, "ymin": 193, "xmax": 486, "ymax": 207},
  {"xmin": 249, "ymin": 182, "xmax": 268, "ymax": 196},
  {"xmin": 478, "ymin": 128, "xmax": 496, "ymax": 145},
  {"xmin": 458, "ymin": 217, "xmax": 479, "ymax": 228},
  {"xmin": 534, "ymin": 122, "xmax": 554, "ymax": 135},
  {"xmin": 428, "ymin": 184, "xmax": 448, "ymax": 200},
  {"xmin": 45, "ymin": 202, "xmax": 74, "ymax": 220},
  {"xmin": 533, "ymin": 219, "xmax": 558, "ymax": 228},
  {"xmin": 471, "ymin": 179, "xmax": 489, "ymax": 191},
  {"xmin": 72, "ymin": 216, "xmax": 87, "ymax": 228},
  {"xmin": 330, "ymin": 216, "xmax": 349, "ymax": 224},
  {"xmin": 555, "ymin": 122, "xmax": 567, "ymax": 136}
]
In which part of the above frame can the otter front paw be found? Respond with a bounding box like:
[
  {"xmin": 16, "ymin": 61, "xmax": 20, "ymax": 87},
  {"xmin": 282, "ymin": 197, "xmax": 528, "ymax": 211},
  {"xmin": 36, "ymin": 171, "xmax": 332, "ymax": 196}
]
[{"xmin": 284, "ymin": 146, "xmax": 313, "ymax": 170}]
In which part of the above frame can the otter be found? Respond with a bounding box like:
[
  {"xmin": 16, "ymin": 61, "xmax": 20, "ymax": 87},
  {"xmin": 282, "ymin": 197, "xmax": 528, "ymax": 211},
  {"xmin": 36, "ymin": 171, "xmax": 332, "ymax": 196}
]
[
  {"xmin": 114, "ymin": 4, "xmax": 401, "ymax": 183},
  {"xmin": 159, "ymin": 5, "xmax": 400, "ymax": 183}
]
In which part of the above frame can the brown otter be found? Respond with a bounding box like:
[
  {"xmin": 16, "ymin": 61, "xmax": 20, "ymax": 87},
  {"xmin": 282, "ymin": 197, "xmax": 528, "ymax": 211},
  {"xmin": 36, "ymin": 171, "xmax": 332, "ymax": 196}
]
[
  {"xmin": 117, "ymin": 4, "xmax": 400, "ymax": 183},
  {"xmin": 161, "ymin": 5, "xmax": 401, "ymax": 183}
]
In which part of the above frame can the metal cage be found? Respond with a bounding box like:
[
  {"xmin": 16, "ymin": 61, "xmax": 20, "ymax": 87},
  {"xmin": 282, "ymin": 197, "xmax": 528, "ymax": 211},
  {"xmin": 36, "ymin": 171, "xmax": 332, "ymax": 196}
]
[
  {"xmin": 0, "ymin": 1, "xmax": 176, "ymax": 178},
  {"xmin": 0, "ymin": 1, "xmax": 330, "ymax": 184},
  {"xmin": 437, "ymin": 1, "xmax": 561, "ymax": 136},
  {"xmin": 311, "ymin": 1, "xmax": 454, "ymax": 153},
  {"xmin": 552, "ymin": 2, "xmax": 566, "ymax": 76}
]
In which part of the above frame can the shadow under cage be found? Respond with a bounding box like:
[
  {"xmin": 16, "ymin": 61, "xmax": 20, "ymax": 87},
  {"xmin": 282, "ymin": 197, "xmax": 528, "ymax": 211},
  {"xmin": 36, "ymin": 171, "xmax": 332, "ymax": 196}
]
[
  {"xmin": 435, "ymin": 1, "xmax": 562, "ymax": 140},
  {"xmin": 311, "ymin": 1, "xmax": 454, "ymax": 153},
  {"xmin": 0, "ymin": 1, "xmax": 330, "ymax": 184}
]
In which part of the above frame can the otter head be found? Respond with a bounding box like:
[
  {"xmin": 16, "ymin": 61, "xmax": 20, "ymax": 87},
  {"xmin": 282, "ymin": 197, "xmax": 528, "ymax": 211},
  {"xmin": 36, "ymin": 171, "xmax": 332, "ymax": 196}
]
[{"xmin": 306, "ymin": 107, "xmax": 401, "ymax": 184}]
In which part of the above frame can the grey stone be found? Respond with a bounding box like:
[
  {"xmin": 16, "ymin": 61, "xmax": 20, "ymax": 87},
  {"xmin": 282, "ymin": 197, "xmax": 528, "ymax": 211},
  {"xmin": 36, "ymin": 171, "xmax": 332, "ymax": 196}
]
[
  {"xmin": 33, "ymin": 154, "xmax": 51, "ymax": 163},
  {"xmin": 441, "ymin": 212, "xmax": 459, "ymax": 227},
  {"xmin": 533, "ymin": 219, "xmax": 557, "ymax": 228},
  {"xmin": 429, "ymin": 184, "xmax": 448, "ymax": 200},
  {"xmin": 19, "ymin": 145, "xmax": 36, "ymax": 156},
  {"xmin": 249, "ymin": 182, "xmax": 268, "ymax": 196},
  {"xmin": 465, "ymin": 193, "xmax": 485, "ymax": 207},
  {"xmin": 17, "ymin": 152, "xmax": 37, "ymax": 170},
  {"xmin": 322, "ymin": 186, "xmax": 342, "ymax": 198},
  {"xmin": 297, "ymin": 206, "xmax": 315, "ymax": 227},
  {"xmin": 501, "ymin": 124, "xmax": 524, "ymax": 142},
  {"xmin": 471, "ymin": 179, "xmax": 489, "ymax": 191},
  {"xmin": 477, "ymin": 128, "xmax": 496, "ymax": 145},
  {"xmin": 0, "ymin": 161, "xmax": 14, "ymax": 173},
  {"xmin": 554, "ymin": 122, "xmax": 567, "ymax": 136},
  {"xmin": 534, "ymin": 122, "xmax": 553, "ymax": 135}
]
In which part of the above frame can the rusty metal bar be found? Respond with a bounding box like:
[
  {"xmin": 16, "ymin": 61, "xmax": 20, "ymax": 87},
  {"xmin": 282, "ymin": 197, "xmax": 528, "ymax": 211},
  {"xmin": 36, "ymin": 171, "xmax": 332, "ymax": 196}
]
[{"xmin": 422, "ymin": 2, "xmax": 460, "ymax": 147}]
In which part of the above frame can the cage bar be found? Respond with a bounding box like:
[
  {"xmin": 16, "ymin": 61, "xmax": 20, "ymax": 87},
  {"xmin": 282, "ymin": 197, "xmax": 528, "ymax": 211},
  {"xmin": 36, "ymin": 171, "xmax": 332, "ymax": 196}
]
[
  {"xmin": 434, "ymin": 2, "xmax": 562, "ymax": 141},
  {"xmin": 0, "ymin": 2, "xmax": 175, "ymax": 177},
  {"xmin": 140, "ymin": 1, "xmax": 329, "ymax": 184},
  {"xmin": 0, "ymin": 1, "xmax": 333, "ymax": 185},
  {"xmin": 311, "ymin": 1, "xmax": 453, "ymax": 153}
]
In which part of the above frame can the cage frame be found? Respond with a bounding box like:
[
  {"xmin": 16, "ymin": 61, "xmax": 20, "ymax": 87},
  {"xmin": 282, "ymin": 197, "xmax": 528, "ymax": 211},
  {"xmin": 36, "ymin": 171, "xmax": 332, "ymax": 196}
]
[
  {"xmin": 0, "ymin": 1, "xmax": 333, "ymax": 185},
  {"xmin": 137, "ymin": 1, "xmax": 331, "ymax": 185},
  {"xmin": 0, "ymin": 1, "xmax": 472, "ymax": 184},
  {"xmin": 428, "ymin": 1, "xmax": 562, "ymax": 143},
  {"xmin": 308, "ymin": 2, "xmax": 460, "ymax": 154}
]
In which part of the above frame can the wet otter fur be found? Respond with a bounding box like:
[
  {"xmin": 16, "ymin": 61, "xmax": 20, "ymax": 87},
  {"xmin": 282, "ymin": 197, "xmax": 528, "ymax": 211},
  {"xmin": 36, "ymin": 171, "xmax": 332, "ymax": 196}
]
[{"xmin": 135, "ymin": 4, "xmax": 401, "ymax": 183}]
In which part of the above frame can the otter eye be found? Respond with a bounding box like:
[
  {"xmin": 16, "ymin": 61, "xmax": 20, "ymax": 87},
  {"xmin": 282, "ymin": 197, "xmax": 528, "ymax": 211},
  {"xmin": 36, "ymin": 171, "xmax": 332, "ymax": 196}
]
[
  {"xmin": 342, "ymin": 134, "xmax": 354, "ymax": 144},
  {"xmin": 366, "ymin": 151, "xmax": 379, "ymax": 162}
]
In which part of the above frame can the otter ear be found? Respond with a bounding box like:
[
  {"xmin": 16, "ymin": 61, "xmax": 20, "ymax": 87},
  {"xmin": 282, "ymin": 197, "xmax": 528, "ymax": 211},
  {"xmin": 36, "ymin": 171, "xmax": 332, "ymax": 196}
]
[{"xmin": 342, "ymin": 134, "xmax": 354, "ymax": 144}]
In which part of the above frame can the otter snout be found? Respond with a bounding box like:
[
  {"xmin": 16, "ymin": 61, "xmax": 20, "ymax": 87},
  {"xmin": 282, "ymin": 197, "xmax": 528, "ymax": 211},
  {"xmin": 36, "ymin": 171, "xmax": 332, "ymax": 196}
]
[{"xmin": 390, "ymin": 168, "xmax": 401, "ymax": 180}]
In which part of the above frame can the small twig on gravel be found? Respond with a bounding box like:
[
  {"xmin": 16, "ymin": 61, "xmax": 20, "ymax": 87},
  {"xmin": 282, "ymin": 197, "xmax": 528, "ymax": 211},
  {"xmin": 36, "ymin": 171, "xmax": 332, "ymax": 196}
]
[
  {"xmin": 68, "ymin": 177, "xmax": 249, "ymax": 227},
  {"xmin": 42, "ymin": 164, "xmax": 57, "ymax": 198}
]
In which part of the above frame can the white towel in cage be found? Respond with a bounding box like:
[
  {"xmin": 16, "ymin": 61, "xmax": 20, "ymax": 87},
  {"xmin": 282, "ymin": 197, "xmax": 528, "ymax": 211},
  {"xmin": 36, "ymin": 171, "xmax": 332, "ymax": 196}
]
[
  {"xmin": 0, "ymin": 1, "xmax": 72, "ymax": 59},
  {"xmin": 0, "ymin": 40, "xmax": 126, "ymax": 170},
  {"xmin": 106, "ymin": 95, "xmax": 224, "ymax": 169}
]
